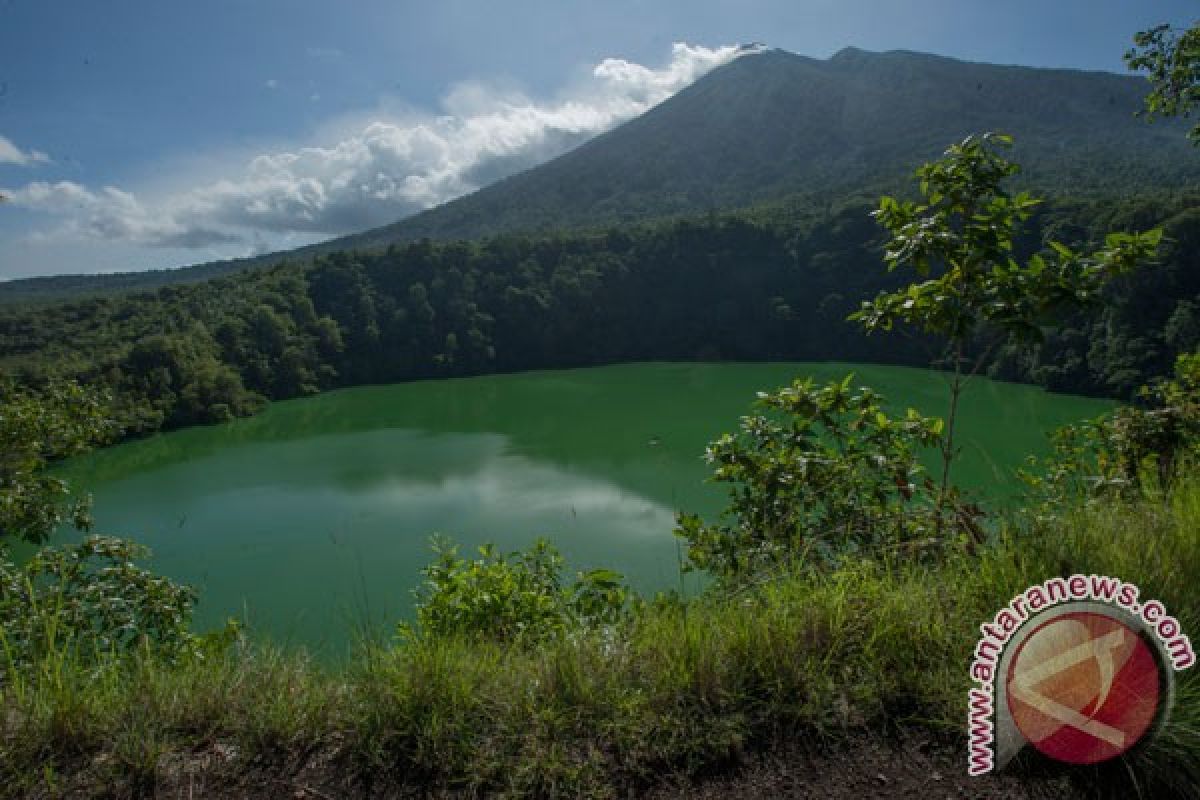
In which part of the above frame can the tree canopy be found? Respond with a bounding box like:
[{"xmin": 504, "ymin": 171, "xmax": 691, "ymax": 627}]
[{"xmin": 1127, "ymin": 21, "xmax": 1200, "ymax": 144}]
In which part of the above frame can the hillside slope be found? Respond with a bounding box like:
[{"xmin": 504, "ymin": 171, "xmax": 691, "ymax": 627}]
[{"xmin": 1, "ymin": 46, "xmax": 1195, "ymax": 302}]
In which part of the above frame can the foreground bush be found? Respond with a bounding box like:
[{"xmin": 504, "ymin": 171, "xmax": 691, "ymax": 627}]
[
  {"xmin": 673, "ymin": 376, "xmax": 946, "ymax": 579},
  {"xmin": 0, "ymin": 536, "xmax": 197, "ymax": 678},
  {"xmin": 403, "ymin": 537, "xmax": 627, "ymax": 645}
]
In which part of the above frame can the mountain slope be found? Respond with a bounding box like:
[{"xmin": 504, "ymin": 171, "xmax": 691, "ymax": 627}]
[
  {"xmin": 2, "ymin": 46, "xmax": 1195, "ymax": 302},
  {"xmin": 352, "ymin": 46, "xmax": 1193, "ymax": 242}
]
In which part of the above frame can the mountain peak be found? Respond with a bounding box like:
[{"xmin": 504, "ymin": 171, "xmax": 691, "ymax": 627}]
[
  {"xmin": 829, "ymin": 45, "xmax": 871, "ymax": 61},
  {"xmin": 735, "ymin": 42, "xmax": 771, "ymax": 56}
]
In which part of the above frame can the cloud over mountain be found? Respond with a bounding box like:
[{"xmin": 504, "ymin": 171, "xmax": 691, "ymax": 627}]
[{"xmin": 1, "ymin": 43, "xmax": 742, "ymax": 249}]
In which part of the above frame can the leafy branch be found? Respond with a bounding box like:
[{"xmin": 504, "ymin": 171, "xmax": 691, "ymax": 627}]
[{"xmin": 1126, "ymin": 22, "xmax": 1200, "ymax": 144}]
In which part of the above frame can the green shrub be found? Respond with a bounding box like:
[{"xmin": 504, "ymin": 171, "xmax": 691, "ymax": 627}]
[
  {"xmin": 403, "ymin": 537, "xmax": 627, "ymax": 644},
  {"xmin": 1023, "ymin": 350, "xmax": 1200, "ymax": 506},
  {"xmin": 0, "ymin": 536, "xmax": 198, "ymax": 678},
  {"xmin": 674, "ymin": 375, "xmax": 947, "ymax": 580},
  {"xmin": 0, "ymin": 380, "xmax": 117, "ymax": 545}
]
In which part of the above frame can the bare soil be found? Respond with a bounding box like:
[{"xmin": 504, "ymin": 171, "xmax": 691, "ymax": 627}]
[{"xmin": 30, "ymin": 733, "xmax": 1086, "ymax": 799}]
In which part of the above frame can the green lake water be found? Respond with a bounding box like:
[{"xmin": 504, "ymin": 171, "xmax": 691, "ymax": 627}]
[{"xmin": 53, "ymin": 362, "xmax": 1112, "ymax": 658}]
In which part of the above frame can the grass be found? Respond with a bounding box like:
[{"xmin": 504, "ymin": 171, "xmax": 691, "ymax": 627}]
[{"xmin": 2, "ymin": 478, "xmax": 1199, "ymax": 798}]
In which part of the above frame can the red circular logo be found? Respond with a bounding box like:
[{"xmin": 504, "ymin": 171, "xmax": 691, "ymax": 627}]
[{"xmin": 1005, "ymin": 611, "xmax": 1161, "ymax": 765}]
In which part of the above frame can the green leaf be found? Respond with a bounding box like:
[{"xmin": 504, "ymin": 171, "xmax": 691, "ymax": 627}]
[{"xmin": 1048, "ymin": 241, "xmax": 1075, "ymax": 260}]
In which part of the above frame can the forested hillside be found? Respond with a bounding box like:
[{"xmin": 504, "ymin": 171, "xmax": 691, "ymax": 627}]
[
  {"xmin": 3, "ymin": 186, "xmax": 1197, "ymax": 434},
  {"xmin": 2, "ymin": 46, "xmax": 1195, "ymax": 303}
]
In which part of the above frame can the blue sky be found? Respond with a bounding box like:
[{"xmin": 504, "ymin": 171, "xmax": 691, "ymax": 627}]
[{"xmin": 0, "ymin": 0, "xmax": 1195, "ymax": 280}]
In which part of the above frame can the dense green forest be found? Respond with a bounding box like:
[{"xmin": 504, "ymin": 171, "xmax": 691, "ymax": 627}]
[{"xmin": 2, "ymin": 185, "xmax": 1198, "ymax": 435}]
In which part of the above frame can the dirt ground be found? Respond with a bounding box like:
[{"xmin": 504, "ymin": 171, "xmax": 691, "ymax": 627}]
[
  {"xmin": 646, "ymin": 735, "xmax": 1076, "ymax": 799},
  {"xmin": 34, "ymin": 733, "xmax": 1087, "ymax": 799}
]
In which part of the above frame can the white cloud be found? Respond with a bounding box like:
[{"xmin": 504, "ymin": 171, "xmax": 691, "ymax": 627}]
[
  {"xmin": 265, "ymin": 78, "xmax": 280, "ymax": 90},
  {"xmin": 0, "ymin": 134, "xmax": 50, "ymax": 166},
  {"xmin": 3, "ymin": 42, "xmax": 746, "ymax": 250},
  {"xmin": 6, "ymin": 181, "xmax": 240, "ymax": 248}
]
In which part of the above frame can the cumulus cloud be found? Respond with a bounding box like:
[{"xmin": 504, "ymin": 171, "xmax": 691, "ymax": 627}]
[
  {"xmin": 0, "ymin": 134, "xmax": 50, "ymax": 166},
  {"xmin": 6, "ymin": 181, "xmax": 240, "ymax": 248},
  {"xmin": 3, "ymin": 42, "xmax": 747, "ymax": 249}
]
